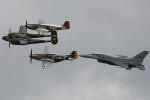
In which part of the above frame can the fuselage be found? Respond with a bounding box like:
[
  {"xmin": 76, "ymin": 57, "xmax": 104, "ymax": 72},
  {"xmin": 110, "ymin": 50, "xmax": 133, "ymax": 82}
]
[
  {"xmin": 29, "ymin": 54, "xmax": 71, "ymax": 63},
  {"xmin": 97, "ymin": 54, "xmax": 142, "ymax": 67},
  {"xmin": 25, "ymin": 24, "xmax": 62, "ymax": 32},
  {"xmin": 2, "ymin": 32, "xmax": 51, "ymax": 45},
  {"xmin": 80, "ymin": 54, "xmax": 143, "ymax": 70}
]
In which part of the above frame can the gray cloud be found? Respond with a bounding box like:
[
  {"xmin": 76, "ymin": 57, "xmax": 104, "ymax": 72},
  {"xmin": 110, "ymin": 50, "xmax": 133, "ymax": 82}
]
[{"xmin": 0, "ymin": 0, "xmax": 150, "ymax": 100}]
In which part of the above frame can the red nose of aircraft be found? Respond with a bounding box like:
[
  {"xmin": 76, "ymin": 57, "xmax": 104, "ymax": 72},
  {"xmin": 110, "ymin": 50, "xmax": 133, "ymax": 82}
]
[
  {"xmin": 24, "ymin": 24, "xmax": 29, "ymax": 28},
  {"xmin": 24, "ymin": 25, "xmax": 27, "ymax": 28}
]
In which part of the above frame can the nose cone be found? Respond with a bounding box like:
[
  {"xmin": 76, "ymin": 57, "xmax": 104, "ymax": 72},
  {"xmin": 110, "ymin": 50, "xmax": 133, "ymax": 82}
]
[
  {"xmin": 2, "ymin": 36, "xmax": 9, "ymax": 41},
  {"xmin": 24, "ymin": 24, "xmax": 29, "ymax": 29},
  {"xmin": 29, "ymin": 54, "xmax": 39, "ymax": 58},
  {"xmin": 25, "ymin": 24, "xmax": 33, "ymax": 29},
  {"xmin": 29, "ymin": 54, "xmax": 35, "ymax": 58},
  {"xmin": 29, "ymin": 54, "xmax": 31, "ymax": 58},
  {"xmin": 80, "ymin": 54, "xmax": 100, "ymax": 59},
  {"xmin": 80, "ymin": 54, "xmax": 94, "ymax": 58}
]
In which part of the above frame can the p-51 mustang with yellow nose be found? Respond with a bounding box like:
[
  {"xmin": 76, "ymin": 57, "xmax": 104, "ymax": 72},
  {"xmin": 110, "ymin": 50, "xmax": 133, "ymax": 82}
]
[{"xmin": 29, "ymin": 49, "xmax": 78, "ymax": 68}]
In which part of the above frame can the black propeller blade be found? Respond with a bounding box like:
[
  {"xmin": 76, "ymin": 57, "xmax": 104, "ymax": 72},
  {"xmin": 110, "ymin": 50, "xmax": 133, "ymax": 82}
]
[
  {"xmin": 9, "ymin": 42, "xmax": 10, "ymax": 48},
  {"xmin": 8, "ymin": 29, "xmax": 11, "ymax": 48},
  {"xmin": 9, "ymin": 29, "xmax": 11, "ymax": 33},
  {"xmin": 30, "ymin": 49, "xmax": 32, "ymax": 64},
  {"xmin": 25, "ymin": 20, "xmax": 28, "ymax": 30}
]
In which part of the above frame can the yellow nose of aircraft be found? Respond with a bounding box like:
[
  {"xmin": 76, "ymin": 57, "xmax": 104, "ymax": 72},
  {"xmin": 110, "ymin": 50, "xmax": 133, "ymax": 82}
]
[
  {"xmin": 73, "ymin": 51, "xmax": 78, "ymax": 59},
  {"xmin": 29, "ymin": 54, "xmax": 35, "ymax": 58}
]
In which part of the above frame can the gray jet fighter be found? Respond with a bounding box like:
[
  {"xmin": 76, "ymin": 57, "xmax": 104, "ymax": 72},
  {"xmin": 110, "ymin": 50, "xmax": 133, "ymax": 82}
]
[
  {"xmin": 2, "ymin": 26, "xmax": 55, "ymax": 47},
  {"xmin": 80, "ymin": 51, "xmax": 149, "ymax": 71}
]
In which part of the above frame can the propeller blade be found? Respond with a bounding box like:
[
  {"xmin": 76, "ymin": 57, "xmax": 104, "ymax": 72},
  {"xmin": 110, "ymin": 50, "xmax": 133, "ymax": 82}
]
[
  {"xmin": 30, "ymin": 49, "xmax": 32, "ymax": 64},
  {"xmin": 8, "ymin": 29, "xmax": 11, "ymax": 48},
  {"xmin": 9, "ymin": 29, "xmax": 11, "ymax": 33},
  {"xmin": 25, "ymin": 20, "xmax": 28, "ymax": 30},
  {"xmin": 9, "ymin": 41, "xmax": 10, "ymax": 48}
]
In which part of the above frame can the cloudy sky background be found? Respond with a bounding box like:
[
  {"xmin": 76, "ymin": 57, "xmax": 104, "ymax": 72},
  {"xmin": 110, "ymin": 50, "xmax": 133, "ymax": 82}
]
[{"xmin": 0, "ymin": 0, "xmax": 150, "ymax": 100}]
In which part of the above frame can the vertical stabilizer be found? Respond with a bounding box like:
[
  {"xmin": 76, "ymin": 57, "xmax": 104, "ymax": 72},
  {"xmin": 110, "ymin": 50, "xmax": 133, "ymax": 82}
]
[
  {"xmin": 19, "ymin": 26, "xmax": 27, "ymax": 34},
  {"xmin": 62, "ymin": 21, "xmax": 70, "ymax": 29},
  {"xmin": 133, "ymin": 51, "xmax": 149, "ymax": 62}
]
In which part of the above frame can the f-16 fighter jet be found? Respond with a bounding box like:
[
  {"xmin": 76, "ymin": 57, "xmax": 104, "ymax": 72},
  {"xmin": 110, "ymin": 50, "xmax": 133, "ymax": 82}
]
[
  {"xmin": 29, "ymin": 48, "xmax": 78, "ymax": 68},
  {"xmin": 24, "ymin": 20, "xmax": 70, "ymax": 45},
  {"xmin": 2, "ymin": 26, "xmax": 52, "ymax": 48},
  {"xmin": 80, "ymin": 51, "xmax": 149, "ymax": 71}
]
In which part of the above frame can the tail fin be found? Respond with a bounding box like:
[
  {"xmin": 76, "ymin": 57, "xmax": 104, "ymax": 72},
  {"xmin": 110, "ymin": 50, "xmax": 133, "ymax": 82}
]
[
  {"xmin": 62, "ymin": 21, "xmax": 70, "ymax": 30},
  {"xmin": 19, "ymin": 26, "xmax": 27, "ymax": 34},
  {"xmin": 71, "ymin": 51, "xmax": 78, "ymax": 59},
  {"xmin": 133, "ymin": 51, "xmax": 149, "ymax": 62}
]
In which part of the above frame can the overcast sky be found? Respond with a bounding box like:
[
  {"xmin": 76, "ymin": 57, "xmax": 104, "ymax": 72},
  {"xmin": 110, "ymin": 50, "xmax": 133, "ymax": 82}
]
[{"xmin": 0, "ymin": 0, "xmax": 150, "ymax": 100}]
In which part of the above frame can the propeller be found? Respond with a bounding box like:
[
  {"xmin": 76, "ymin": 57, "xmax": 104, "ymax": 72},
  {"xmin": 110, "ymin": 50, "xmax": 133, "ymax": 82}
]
[
  {"xmin": 25, "ymin": 20, "xmax": 28, "ymax": 30},
  {"xmin": 30, "ymin": 49, "xmax": 32, "ymax": 64},
  {"xmin": 9, "ymin": 29, "xmax": 11, "ymax": 33},
  {"xmin": 8, "ymin": 29, "xmax": 11, "ymax": 48}
]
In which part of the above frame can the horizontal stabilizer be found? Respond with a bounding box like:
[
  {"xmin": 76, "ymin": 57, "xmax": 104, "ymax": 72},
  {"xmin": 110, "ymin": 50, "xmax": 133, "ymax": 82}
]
[{"xmin": 137, "ymin": 66, "xmax": 145, "ymax": 71}]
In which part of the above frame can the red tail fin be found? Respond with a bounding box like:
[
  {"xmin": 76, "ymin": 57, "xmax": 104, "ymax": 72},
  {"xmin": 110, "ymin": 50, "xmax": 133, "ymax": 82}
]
[{"xmin": 62, "ymin": 21, "xmax": 70, "ymax": 30}]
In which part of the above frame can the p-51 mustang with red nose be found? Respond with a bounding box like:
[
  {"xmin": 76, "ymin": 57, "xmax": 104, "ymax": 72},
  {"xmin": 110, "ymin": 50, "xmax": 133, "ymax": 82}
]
[
  {"xmin": 25, "ymin": 20, "xmax": 70, "ymax": 45},
  {"xmin": 29, "ymin": 49, "xmax": 78, "ymax": 68}
]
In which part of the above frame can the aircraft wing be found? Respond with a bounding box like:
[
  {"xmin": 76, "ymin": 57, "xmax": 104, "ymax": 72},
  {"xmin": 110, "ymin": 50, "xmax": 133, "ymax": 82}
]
[
  {"xmin": 41, "ymin": 59, "xmax": 55, "ymax": 63},
  {"xmin": 111, "ymin": 60, "xmax": 129, "ymax": 69},
  {"xmin": 19, "ymin": 26, "xmax": 27, "ymax": 34},
  {"xmin": 36, "ymin": 28, "xmax": 49, "ymax": 34}
]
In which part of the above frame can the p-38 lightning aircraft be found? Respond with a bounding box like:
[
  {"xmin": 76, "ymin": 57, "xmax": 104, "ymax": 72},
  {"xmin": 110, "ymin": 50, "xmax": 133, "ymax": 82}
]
[
  {"xmin": 2, "ymin": 26, "xmax": 53, "ymax": 47},
  {"xmin": 29, "ymin": 48, "xmax": 78, "ymax": 68},
  {"xmin": 80, "ymin": 51, "xmax": 149, "ymax": 71},
  {"xmin": 24, "ymin": 20, "xmax": 70, "ymax": 45}
]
